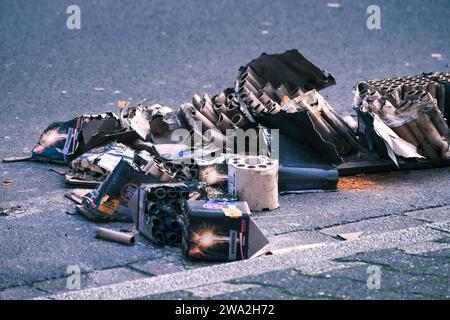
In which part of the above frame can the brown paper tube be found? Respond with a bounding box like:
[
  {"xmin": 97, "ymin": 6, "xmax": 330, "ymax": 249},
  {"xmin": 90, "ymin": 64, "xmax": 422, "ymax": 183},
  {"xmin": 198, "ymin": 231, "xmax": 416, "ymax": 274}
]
[
  {"xmin": 416, "ymin": 83, "xmax": 429, "ymax": 92},
  {"xmin": 190, "ymin": 107, "xmax": 216, "ymax": 131},
  {"xmin": 381, "ymin": 102, "xmax": 397, "ymax": 116},
  {"xmin": 390, "ymin": 124, "xmax": 420, "ymax": 147},
  {"xmin": 416, "ymin": 111, "xmax": 449, "ymax": 156},
  {"xmin": 226, "ymin": 102, "xmax": 242, "ymax": 117},
  {"xmin": 386, "ymin": 89, "xmax": 401, "ymax": 107},
  {"xmin": 165, "ymin": 232, "xmax": 180, "ymax": 245},
  {"xmin": 427, "ymin": 82, "xmax": 439, "ymax": 99},
  {"xmin": 243, "ymin": 91, "xmax": 259, "ymax": 105},
  {"xmin": 407, "ymin": 121, "xmax": 439, "ymax": 160},
  {"xmin": 257, "ymin": 92, "xmax": 272, "ymax": 105},
  {"xmin": 214, "ymin": 92, "xmax": 227, "ymax": 105},
  {"xmin": 428, "ymin": 107, "xmax": 450, "ymax": 137},
  {"xmin": 153, "ymin": 187, "xmax": 167, "ymax": 199},
  {"xmin": 261, "ymin": 83, "xmax": 276, "ymax": 100},
  {"xmin": 203, "ymin": 94, "xmax": 213, "ymax": 105},
  {"xmin": 320, "ymin": 104, "xmax": 359, "ymax": 151},
  {"xmin": 253, "ymin": 103, "xmax": 266, "ymax": 114},
  {"xmin": 204, "ymin": 128, "xmax": 227, "ymax": 149},
  {"xmin": 239, "ymin": 80, "xmax": 259, "ymax": 96},
  {"xmin": 231, "ymin": 114, "xmax": 250, "ymax": 128},
  {"xmin": 213, "ymin": 102, "xmax": 227, "ymax": 114},
  {"xmin": 146, "ymin": 202, "xmax": 160, "ymax": 215},
  {"xmin": 309, "ymin": 110, "xmax": 349, "ymax": 155},
  {"xmin": 95, "ymin": 228, "xmax": 135, "ymax": 245},
  {"xmin": 269, "ymin": 103, "xmax": 281, "ymax": 114},
  {"xmin": 164, "ymin": 218, "xmax": 181, "ymax": 232},
  {"xmin": 142, "ymin": 158, "xmax": 156, "ymax": 172},
  {"xmin": 396, "ymin": 101, "xmax": 413, "ymax": 114},
  {"xmin": 151, "ymin": 228, "xmax": 165, "ymax": 243},
  {"xmin": 192, "ymin": 94, "xmax": 203, "ymax": 110},
  {"xmin": 200, "ymin": 102, "xmax": 219, "ymax": 123},
  {"xmin": 242, "ymin": 66, "xmax": 264, "ymax": 84},
  {"xmin": 240, "ymin": 72, "xmax": 262, "ymax": 90},
  {"xmin": 274, "ymin": 85, "xmax": 291, "ymax": 102},
  {"xmin": 147, "ymin": 162, "xmax": 163, "ymax": 178},
  {"xmin": 238, "ymin": 86, "xmax": 251, "ymax": 99},
  {"xmin": 217, "ymin": 113, "xmax": 234, "ymax": 131},
  {"xmin": 159, "ymin": 171, "xmax": 173, "ymax": 183}
]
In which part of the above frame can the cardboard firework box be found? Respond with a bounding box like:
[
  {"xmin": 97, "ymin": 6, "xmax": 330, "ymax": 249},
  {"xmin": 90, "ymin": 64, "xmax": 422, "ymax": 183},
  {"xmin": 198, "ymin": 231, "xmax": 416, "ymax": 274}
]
[{"xmin": 182, "ymin": 200, "xmax": 269, "ymax": 262}]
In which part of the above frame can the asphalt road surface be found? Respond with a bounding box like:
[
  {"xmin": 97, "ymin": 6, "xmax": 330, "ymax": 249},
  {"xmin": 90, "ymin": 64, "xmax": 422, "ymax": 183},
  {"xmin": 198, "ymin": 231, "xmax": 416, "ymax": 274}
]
[{"xmin": 0, "ymin": 0, "xmax": 449, "ymax": 300}]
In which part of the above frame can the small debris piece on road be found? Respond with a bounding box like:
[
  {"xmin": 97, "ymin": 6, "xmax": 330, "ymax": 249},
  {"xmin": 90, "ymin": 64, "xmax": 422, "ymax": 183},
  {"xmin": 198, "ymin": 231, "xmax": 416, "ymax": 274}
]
[
  {"xmin": 2, "ymin": 180, "xmax": 13, "ymax": 186},
  {"xmin": 336, "ymin": 231, "xmax": 364, "ymax": 241},
  {"xmin": 95, "ymin": 227, "xmax": 136, "ymax": 245},
  {"xmin": 117, "ymin": 100, "xmax": 127, "ymax": 110},
  {"xmin": 431, "ymin": 53, "xmax": 443, "ymax": 61},
  {"xmin": 0, "ymin": 205, "xmax": 24, "ymax": 216}
]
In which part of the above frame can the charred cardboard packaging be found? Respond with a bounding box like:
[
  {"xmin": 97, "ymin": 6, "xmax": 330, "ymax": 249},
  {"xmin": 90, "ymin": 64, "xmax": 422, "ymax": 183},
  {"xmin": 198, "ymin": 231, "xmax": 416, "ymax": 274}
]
[
  {"xmin": 120, "ymin": 102, "xmax": 180, "ymax": 143},
  {"xmin": 66, "ymin": 142, "xmax": 135, "ymax": 187},
  {"xmin": 133, "ymin": 183, "xmax": 190, "ymax": 246},
  {"xmin": 81, "ymin": 159, "xmax": 156, "ymax": 222},
  {"xmin": 182, "ymin": 200, "xmax": 269, "ymax": 262}
]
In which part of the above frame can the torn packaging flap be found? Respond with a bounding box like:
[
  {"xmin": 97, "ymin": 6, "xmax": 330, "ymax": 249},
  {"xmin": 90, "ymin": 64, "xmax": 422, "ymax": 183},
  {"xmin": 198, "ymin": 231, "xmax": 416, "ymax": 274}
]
[
  {"xmin": 182, "ymin": 200, "xmax": 269, "ymax": 262},
  {"xmin": 128, "ymin": 187, "xmax": 140, "ymax": 224},
  {"xmin": 82, "ymin": 159, "xmax": 157, "ymax": 222},
  {"xmin": 257, "ymin": 110, "xmax": 343, "ymax": 165},
  {"xmin": 80, "ymin": 113, "xmax": 123, "ymax": 151},
  {"xmin": 372, "ymin": 114, "xmax": 424, "ymax": 166},
  {"xmin": 240, "ymin": 49, "xmax": 336, "ymax": 93}
]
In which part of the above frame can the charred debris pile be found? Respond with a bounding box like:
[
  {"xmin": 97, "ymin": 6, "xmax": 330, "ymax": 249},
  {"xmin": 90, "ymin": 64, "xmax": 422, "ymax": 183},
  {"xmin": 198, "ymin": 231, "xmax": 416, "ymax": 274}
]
[{"xmin": 3, "ymin": 50, "xmax": 450, "ymax": 262}]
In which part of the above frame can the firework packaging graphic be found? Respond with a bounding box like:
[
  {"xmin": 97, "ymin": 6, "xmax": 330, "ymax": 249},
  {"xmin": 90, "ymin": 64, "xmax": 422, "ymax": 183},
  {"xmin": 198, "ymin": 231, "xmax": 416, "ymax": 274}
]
[
  {"xmin": 182, "ymin": 200, "xmax": 269, "ymax": 262},
  {"xmin": 31, "ymin": 113, "xmax": 123, "ymax": 164},
  {"xmin": 31, "ymin": 116, "xmax": 83, "ymax": 164},
  {"xmin": 81, "ymin": 159, "xmax": 157, "ymax": 222}
]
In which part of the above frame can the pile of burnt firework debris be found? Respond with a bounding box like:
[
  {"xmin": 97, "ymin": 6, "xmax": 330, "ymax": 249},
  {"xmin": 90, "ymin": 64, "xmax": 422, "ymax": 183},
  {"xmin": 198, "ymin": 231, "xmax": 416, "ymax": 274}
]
[{"xmin": 3, "ymin": 50, "xmax": 450, "ymax": 262}]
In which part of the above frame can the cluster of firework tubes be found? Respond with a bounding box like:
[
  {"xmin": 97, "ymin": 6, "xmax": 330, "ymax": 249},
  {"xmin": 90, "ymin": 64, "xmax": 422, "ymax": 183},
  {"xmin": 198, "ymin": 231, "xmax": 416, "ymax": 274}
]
[
  {"xmin": 136, "ymin": 152, "xmax": 199, "ymax": 183},
  {"xmin": 355, "ymin": 72, "xmax": 450, "ymax": 160},
  {"xmin": 237, "ymin": 66, "xmax": 359, "ymax": 157},
  {"xmin": 179, "ymin": 89, "xmax": 256, "ymax": 150},
  {"xmin": 139, "ymin": 183, "xmax": 190, "ymax": 246}
]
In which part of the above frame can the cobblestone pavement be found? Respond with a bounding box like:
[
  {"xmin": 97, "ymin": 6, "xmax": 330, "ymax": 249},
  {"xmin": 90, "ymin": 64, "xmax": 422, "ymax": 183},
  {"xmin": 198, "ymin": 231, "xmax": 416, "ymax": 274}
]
[
  {"xmin": 139, "ymin": 239, "xmax": 450, "ymax": 300},
  {"xmin": 3, "ymin": 221, "xmax": 443, "ymax": 300}
]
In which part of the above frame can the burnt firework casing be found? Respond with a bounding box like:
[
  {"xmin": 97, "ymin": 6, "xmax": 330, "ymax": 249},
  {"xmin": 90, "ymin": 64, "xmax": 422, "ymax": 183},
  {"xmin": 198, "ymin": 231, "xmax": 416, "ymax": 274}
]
[
  {"xmin": 182, "ymin": 200, "xmax": 269, "ymax": 262},
  {"xmin": 134, "ymin": 183, "xmax": 190, "ymax": 246}
]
